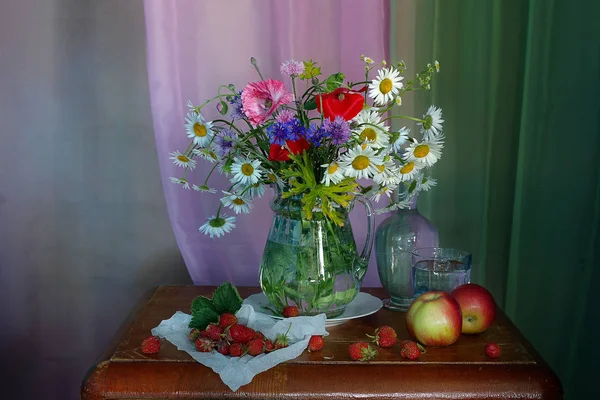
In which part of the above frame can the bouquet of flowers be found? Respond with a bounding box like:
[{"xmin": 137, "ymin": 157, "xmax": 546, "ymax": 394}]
[{"xmin": 170, "ymin": 56, "xmax": 443, "ymax": 238}]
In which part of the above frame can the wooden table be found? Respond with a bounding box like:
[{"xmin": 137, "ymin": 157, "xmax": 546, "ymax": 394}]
[{"xmin": 81, "ymin": 286, "xmax": 562, "ymax": 399}]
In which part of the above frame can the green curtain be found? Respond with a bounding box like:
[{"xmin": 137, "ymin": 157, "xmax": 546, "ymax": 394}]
[{"xmin": 391, "ymin": 0, "xmax": 600, "ymax": 398}]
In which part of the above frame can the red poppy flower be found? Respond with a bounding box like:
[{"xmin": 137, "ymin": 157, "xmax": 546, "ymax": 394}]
[
  {"xmin": 268, "ymin": 137, "xmax": 310, "ymax": 161},
  {"xmin": 314, "ymin": 87, "xmax": 365, "ymax": 121}
]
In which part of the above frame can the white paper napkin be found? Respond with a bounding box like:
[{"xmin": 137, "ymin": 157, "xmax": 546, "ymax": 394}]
[{"xmin": 151, "ymin": 304, "xmax": 328, "ymax": 391}]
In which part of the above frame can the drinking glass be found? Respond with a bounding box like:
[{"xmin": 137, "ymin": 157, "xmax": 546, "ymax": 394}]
[{"xmin": 412, "ymin": 248, "xmax": 472, "ymax": 295}]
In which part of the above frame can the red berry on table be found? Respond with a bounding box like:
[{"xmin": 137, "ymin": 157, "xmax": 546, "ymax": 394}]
[
  {"xmin": 348, "ymin": 342, "xmax": 377, "ymax": 361},
  {"xmin": 283, "ymin": 306, "xmax": 299, "ymax": 318},
  {"xmin": 195, "ymin": 337, "xmax": 215, "ymax": 352},
  {"xmin": 204, "ymin": 323, "xmax": 224, "ymax": 341},
  {"xmin": 229, "ymin": 342, "xmax": 246, "ymax": 357},
  {"xmin": 308, "ymin": 335, "xmax": 325, "ymax": 352},
  {"xmin": 485, "ymin": 343, "xmax": 501, "ymax": 358},
  {"xmin": 141, "ymin": 336, "xmax": 161, "ymax": 354},
  {"xmin": 399, "ymin": 340, "xmax": 421, "ymax": 360},
  {"xmin": 247, "ymin": 338, "xmax": 266, "ymax": 356},
  {"xmin": 219, "ymin": 313, "xmax": 238, "ymax": 329},
  {"xmin": 368, "ymin": 326, "xmax": 398, "ymax": 348},
  {"xmin": 228, "ymin": 324, "xmax": 256, "ymax": 344}
]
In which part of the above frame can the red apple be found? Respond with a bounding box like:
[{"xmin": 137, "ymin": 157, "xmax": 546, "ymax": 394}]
[
  {"xmin": 450, "ymin": 283, "xmax": 496, "ymax": 334},
  {"xmin": 405, "ymin": 291, "xmax": 462, "ymax": 346}
]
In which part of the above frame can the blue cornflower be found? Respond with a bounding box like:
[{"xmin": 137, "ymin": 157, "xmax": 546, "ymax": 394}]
[
  {"xmin": 323, "ymin": 116, "xmax": 351, "ymax": 145},
  {"xmin": 285, "ymin": 118, "xmax": 305, "ymax": 142},
  {"xmin": 214, "ymin": 129, "xmax": 236, "ymax": 158},
  {"xmin": 266, "ymin": 122, "xmax": 291, "ymax": 145},
  {"xmin": 228, "ymin": 91, "xmax": 244, "ymax": 120},
  {"xmin": 306, "ymin": 123, "xmax": 327, "ymax": 147}
]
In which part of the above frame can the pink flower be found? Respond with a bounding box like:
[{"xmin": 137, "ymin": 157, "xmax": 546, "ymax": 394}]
[
  {"xmin": 241, "ymin": 79, "xmax": 294, "ymax": 126},
  {"xmin": 280, "ymin": 59, "xmax": 305, "ymax": 77}
]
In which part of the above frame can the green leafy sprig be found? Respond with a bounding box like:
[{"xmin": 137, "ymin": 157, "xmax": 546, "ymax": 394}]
[{"xmin": 189, "ymin": 282, "xmax": 243, "ymax": 330}]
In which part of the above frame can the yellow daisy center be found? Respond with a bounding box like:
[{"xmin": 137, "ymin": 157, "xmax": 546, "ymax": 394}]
[
  {"xmin": 328, "ymin": 163, "xmax": 339, "ymax": 174},
  {"xmin": 193, "ymin": 123, "xmax": 207, "ymax": 137},
  {"xmin": 177, "ymin": 155, "xmax": 189, "ymax": 163},
  {"xmin": 232, "ymin": 198, "xmax": 246, "ymax": 205},
  {"xmin": 414, "ymin": 144, "xmax": 430, "ymax": 158},
  {"xmin": 376, "ymin": 164, "xmax": 385, "ymax": 173},
  {"xmin": 379, "ymin": 78, "xmax": 393, "ymax": 94},
  {"xmin": 241, "ymin": 163, "xmax": 255, "ymax": 176},
  {"xmin": 400, "ymin": 162, "xmax": 415, "ymax": 174},
  {"xmin": 359, "ymin": 128, "xmax": 377, "ymax": 142},
  {"xmin": 209, "ymin": 151, "xmax": 217, "ymax": 160},
  {"xmin": 267, "ymin": 173, "xmax": 277, "ymax": 182},
  {"xmin": 352, "ymin": 155, "xmax": 370, "ymax": 170}
]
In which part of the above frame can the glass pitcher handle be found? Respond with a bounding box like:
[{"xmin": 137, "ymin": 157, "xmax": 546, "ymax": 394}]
[{"xmin": 354, "ymin": 194, "xmax": 375, "ymax": 262}]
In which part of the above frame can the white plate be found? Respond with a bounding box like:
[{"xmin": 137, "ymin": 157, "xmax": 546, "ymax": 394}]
[{"xmin": 242, "ymin": 292, "xmax": 383, "ymax": 327}]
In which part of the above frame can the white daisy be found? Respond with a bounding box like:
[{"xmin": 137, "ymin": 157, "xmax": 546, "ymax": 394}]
[
  {"xmin": 363, "ymin": 56, "xmax": 374, "ymax": 65},
  {"xmin": 220, "ymin": 191, "xmax": 252, "ymax": 214},
  {"xmin": 397, "ymin": 161, "xmax": 423, "ymax": 182},
  {"xmin": 169, "ymin": 150, "xmax": 197, "ymax": 170},
  {"xmin": 233, "ymin": 182, "xmax": 265, "ymax": 199},
  {"xmin": 199, "ymin": 214, "xmax": 236, "ymax": 238},
  {"xmin": 338, "ymin": 145, "xmax": 384, "ymax": 180},
  {"xmin": 391, "ymin": 127, "xmax": 410, "ymax": 152},
  {"xmin": 192, "ymin": 148, "xmax": 218, "ymax": 163},
  {"xmin": 405, "ymin": 136, "xmax": 444, "ymax": 167},
  {"xmin": 320, "ymin": 162, "xmax": 345, "ymax": 186},
  {"xmin": 370, "ymin": 185, "xmax": 395, "ymax": 202},
  {"xmin": 192, "ymin": 184, "xmax": 216, "ymax": 193},
  {"xmin": 368, "ymin": 67, "xmax": 404, "ymax": 105},
  {"xmin": 418, "ymin": 106, "xmax": 444, "ymax": 141},
  {"xmin": 265, "ymin": 169, "xmax": 285, "ymax": 190},
  {"xmin": 169, "ymin": 177, "xmax": 190, "ymax": 189},
  {"xmin": 435, "ymin": 60, "xmax": 440, "ymax": 73},
  {"xmin": 352, "ymin": 110, "xmax": 390, "ymax": 149},
  {"xmin": 416, "ymin": 176, "xmax": 437, "ymax": 192},
  {"xmin": 373, "ymin": 158, "xmax": 400, "ymax": 186},
  {"xmin": 185, "ymin": 112, "xmax": 214, "ymax": 147},
  {"xmin": 395, "ymin": 96, "xmax": 402, "ymax": 106},
  {"xmin": 230, "ymin": 157, "xmax": 262, "ymax": 185}
]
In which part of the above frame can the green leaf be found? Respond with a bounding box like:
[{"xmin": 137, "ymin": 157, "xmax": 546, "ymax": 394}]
[
  {"xmin": 189, "ymin": 307, "xmax": 219, "ymax": 330},
  {"xmin": 212, "ymin": 282, "xmax": 243, "ymax": 314},
  {"xmin": 324, "ymin": 72, "xmax": 345, "ymax": 91},
  {"xmin": 190, "ymin": 295, "xmax": 217, "ymax": 315},
  {"xmin": 299, "ymin": 60, "xmax": 321, "ymax": 80},
  {"xmin": 304, "ymin": 98, "xmax": 317, "ymax": 110}
]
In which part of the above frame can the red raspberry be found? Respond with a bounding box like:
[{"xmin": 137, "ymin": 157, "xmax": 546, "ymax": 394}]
[
  {"xmin": 485, "ymin": 343, "xmax": 501, "ymax": 358},
  {"xmin": 141, "ymin": 336, "xmax": 161, "ymax": 354},
  {"xmin": 194, "ymin": 337, "xmax": 214, "ymax": 352},
  {"xmin": 308, "ymin": 335, "xmax": 325, "ymax": 352},
  {"xmin": 282, "ymin": 306, "xmax": 299, "ymax": 318},
  {"xmin": 247, "ymin": 338, "xmax": 266, "ymax": 356},
  {"xmin": 219, "ymin": 313, "xmax": 238, "ymax": 329}
]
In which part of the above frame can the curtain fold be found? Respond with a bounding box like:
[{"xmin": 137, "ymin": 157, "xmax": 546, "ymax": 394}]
[
  {"xmin": 144, "ymin": 0, "xmax": 390, "ymax": 286},
  {"xmin": 407, "ymin": 0, "xmax": 600, "ymax": 398}
]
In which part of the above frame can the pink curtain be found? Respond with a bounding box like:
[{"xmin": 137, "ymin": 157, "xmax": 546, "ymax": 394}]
[{"xmin": 144, "ymin": 0, "xmax": 389, "ymax": 285}]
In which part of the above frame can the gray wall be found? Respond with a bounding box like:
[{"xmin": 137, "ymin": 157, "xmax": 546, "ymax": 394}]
[{"xmin": 0, "ymin": 1, "xmax": 191, "ymax": 398}]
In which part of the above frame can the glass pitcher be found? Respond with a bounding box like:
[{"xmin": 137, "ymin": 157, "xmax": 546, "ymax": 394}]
[{"xmin": 259, "ymin": 187, "xmax": 374, "ymax": 318}]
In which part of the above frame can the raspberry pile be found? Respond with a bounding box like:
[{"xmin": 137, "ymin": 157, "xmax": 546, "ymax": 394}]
[{"xmin": 188, "ymin": 312, "xmax": 292, "ymax": 357}]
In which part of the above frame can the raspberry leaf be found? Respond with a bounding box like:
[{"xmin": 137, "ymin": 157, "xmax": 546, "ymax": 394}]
[
  {"xmin": 212, "ymin": 282, "xmax": 243, "ymax": 314},
  {"xmin": 189, "ymin": 308, "xmax": 219, "ymax": 330},
  {"xmin": 191, "ymin": 295, "xmax": 217, "ymax": 315}
]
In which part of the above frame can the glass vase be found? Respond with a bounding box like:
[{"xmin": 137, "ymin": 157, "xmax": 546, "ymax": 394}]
[
  {"xmin": 375, "ymin": 191, "xmax": 439, "ymax": 311},
  {"xmin": 259, "ymin": 187, "xmax": 375, "ymax": 318}
]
